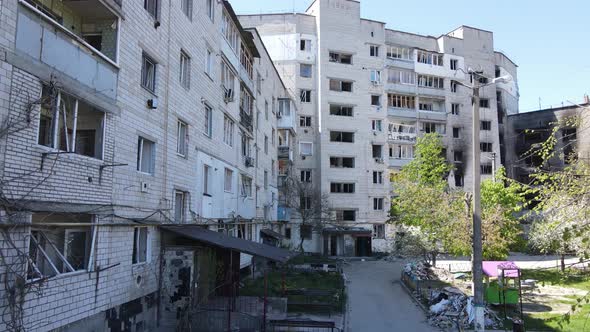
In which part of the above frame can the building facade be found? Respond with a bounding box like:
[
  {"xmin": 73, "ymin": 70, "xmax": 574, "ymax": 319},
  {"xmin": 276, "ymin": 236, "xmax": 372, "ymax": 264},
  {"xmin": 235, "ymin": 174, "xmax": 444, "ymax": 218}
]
[
  {"xmin": 240, "ymin": 0, "xmax": 519, "ymax": 256},
  {"xmin": 0, "ymin": 0, "xmax": 293, "ymax": 331}
]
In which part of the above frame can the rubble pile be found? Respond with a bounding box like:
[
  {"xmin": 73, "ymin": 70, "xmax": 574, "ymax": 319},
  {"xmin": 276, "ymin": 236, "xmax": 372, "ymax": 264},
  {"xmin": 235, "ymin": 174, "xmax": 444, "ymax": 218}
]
[
  {"xmin": 427, "ymin": 287, "xmax": 502, "ymax": 330},
  {"xmin": 403, "ymin": 261, "xmax": 453, "ymax": 282}
]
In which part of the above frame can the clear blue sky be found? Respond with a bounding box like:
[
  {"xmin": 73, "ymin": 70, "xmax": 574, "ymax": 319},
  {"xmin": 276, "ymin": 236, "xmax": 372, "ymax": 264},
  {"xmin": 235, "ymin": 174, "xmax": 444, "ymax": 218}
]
[{"xmin": 231, "ymin": 0, "xmax": 589, "ymax": 112}]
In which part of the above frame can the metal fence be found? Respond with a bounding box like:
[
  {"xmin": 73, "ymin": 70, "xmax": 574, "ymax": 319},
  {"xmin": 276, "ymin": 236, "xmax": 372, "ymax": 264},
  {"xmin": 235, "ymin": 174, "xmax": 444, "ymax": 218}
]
[{"xmin": 267, "ymin": 320, "xmax": 341, "ymax": 332}]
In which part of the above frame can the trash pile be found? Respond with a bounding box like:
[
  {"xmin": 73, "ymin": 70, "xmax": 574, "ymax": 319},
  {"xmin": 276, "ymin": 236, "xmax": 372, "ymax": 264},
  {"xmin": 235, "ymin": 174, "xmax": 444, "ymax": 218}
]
[
  {"xmin": 427, "ymin": 287, "xmax": 503, "ymax": 330},
  {"xmin": 403, "ymin": 261, "xmax": 453, "ymax": 282}
]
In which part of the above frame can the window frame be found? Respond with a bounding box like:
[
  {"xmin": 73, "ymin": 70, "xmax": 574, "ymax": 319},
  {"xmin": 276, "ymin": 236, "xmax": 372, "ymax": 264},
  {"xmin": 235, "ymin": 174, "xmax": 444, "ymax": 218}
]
[
  {"xmin": 181, "ymin": 0, "xmax": 192, "ymax": 18},
  {"xmin": 144, "ymin": 0, "xmax": 159, "ymax": 19},
  {"xmin": 174, "ymin": 191, "xmax": 187, "ymax": 223},
  {"xmin": 299, "ymin": 116, "xmax": 312, "ymax": 127},
  {"xmin": 300, "ymin": 63, "xmax": 312, "ymax": 78},
  {"xmin": 137, "ymin": 136, "xmax": 156, "ymax": 175},
  {"xmin": 223, "ymin": 115, "xmax": 234, "ymax": 146},
  {"xmin": 176, "ymin": 119, "xmax": 188, "ymax": 157},
  {"xmin": 373, "ymin": 197, "xmax": 384, "ymax": 211},
  {"xmin": 206, "ymin": 0, "xmax": 214, "ymax": 21},
  {"xmin": 180, "ymin": 50, "xmax": 191, "ymax": 89},
  {"xmin": 224, "ymin": 168, "xmax": 233, "ymax": 193},
  {"xmin": 299, "ymin": 142, "xmax": 313, "ymax": 156},
  {"xmin": 132, "ymin": 227, "xmax": 150, "ymax": 265},
  {"xmin": 204, "ymin": 104, "xmax": 213, "ymax": 137},
  {"xmin": 203, "ymin": 164, "xmax": 211, "ymax": 196},
  {"xmin": 141, "ymin": 53, "xmax": 157, "ymax": 93}
]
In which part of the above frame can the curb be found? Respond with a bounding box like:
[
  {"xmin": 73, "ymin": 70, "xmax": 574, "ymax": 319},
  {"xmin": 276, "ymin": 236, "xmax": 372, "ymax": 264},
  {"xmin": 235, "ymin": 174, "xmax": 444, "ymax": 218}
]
[{"xmin": 397, "ymin": 278, "xmax": 429, "ymax": 313}]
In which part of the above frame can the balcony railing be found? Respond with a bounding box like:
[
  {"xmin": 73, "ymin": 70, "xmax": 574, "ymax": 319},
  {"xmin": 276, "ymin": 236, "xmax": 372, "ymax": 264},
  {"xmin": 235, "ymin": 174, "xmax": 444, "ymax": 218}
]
[
  {"xmin": 278, "ymin": 146, "xmax": 291, "ymax": 159},
  {"xmin": 388, "ymin": 133, "xmax": 417, "ymax": 143},
  {"xmin": 240, "ymin": 109, "xmax": 253, "ymax": 132}
]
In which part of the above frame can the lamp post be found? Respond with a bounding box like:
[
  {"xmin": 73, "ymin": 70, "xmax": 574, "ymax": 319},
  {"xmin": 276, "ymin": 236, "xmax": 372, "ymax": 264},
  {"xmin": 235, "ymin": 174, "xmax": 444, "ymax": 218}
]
[{"xmin": 458, "ymin": 70, "xmax": 511, "ymax": 331}]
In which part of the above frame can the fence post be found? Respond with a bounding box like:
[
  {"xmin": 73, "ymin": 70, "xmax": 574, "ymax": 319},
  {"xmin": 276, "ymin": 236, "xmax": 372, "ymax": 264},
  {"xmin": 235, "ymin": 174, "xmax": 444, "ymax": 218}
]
[{"xmin": 263, "ymin": 270, "xmax": 268, "ymax": 332}]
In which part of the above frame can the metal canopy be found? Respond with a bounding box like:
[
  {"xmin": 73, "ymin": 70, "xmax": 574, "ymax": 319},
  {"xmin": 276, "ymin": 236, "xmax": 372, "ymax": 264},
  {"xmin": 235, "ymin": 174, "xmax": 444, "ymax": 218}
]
[
  {"xmin": 162, "ymin": 225, "xmax": 294, "ymax": 263},
  {"xmin": 322, "ymin": 227, "xmax": 372, "ymax": 235},
  {"xmin": 260, "ymin": 228, "xmax": 284, "ymax": 240}
]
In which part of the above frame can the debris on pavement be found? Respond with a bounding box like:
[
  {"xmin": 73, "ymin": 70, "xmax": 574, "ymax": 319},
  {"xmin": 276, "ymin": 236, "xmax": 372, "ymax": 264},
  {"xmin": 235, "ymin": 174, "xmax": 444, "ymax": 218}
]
[
  {"xmin": 403, "ymin": 261, "xmax": 454, "ymax": 282},
  {"xmin": 427, "ymin": 287, "xmax": 503, "ymax": 330}
]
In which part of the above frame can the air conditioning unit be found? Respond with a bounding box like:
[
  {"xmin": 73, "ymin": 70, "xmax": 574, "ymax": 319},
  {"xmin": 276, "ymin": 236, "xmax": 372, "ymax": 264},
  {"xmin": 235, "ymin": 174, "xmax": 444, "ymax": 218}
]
[
  {"xmin": 224, "ymin": 88, "xmax": 234, "ymax": 103},
  {"xmin": 374, "ymin": 158, "xmax": 384, "ymax": 164},
  {"xmin": 140, "ymin": 181, "xmax": 150, "ymax": 193},
  {"xmin": 147, "ymin": 98, "xmax": 158, "ymax": 109},
  {"xmin": 276, "ymin": 112, "xmax": 282, "ymax": 119},
  {"xmin": 373, "ymin": 130, "xmax": 378, "ymax": 136},
  {"xmin": 371, "ymin": 80, "xmax": 382, "ymax": 86},
  {"xmin": 245, "ymin": 157, "xmax": 255, "ymax": 167}
]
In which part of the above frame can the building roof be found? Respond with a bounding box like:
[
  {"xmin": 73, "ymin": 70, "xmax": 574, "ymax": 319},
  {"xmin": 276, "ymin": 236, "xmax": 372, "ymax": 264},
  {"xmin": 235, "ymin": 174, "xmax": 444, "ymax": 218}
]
[
  {"xmin": 161, "ymin": 225, "xmax": 295, "ymax": 263},
  {"xmin": 223, "ymin": 1, "xmax": 260, "ymax": 58}
]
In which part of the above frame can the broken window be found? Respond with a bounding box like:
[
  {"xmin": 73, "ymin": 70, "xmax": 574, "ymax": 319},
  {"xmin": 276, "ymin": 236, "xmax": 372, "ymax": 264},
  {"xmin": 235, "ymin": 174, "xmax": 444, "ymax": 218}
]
[
  {"xmin": 419, "ymin": 103, "xmax": 433, "ymax": 111},
  {"xmin": 372, "ymin": 145, "xmax": 383, "ymax": 159},
  {"xmin": 390, "ymin": 144, "xmax": 414, "ymax": 159},
  {"xmin": 329, "ymin": 105, "xmax": 353, "ymax": 116},
  {"xmin": 451, "ymin": 80, "xmax": 458, "ymax": 93},
  {"xmin": 369, "ymin": 45, "xmax": 379, "ymax": 57},
  {"xmin": 387, "ymin": 46, "xmax": 410, "ymax": 60},
  {"xmin": 300, "ymin": 64, "xmax": 312, "ymax": 78},
  {"xmin": 223, "ymin": 116, "xmax": 234, "ymax": 147},
  {"xmin": 388, "ymin": 94, "xmax": 415, "ymax": 109},
  {"xmin": 137, "ymin": 137, "xmax": 156, "ymax": 174},
  {"xmin": 300, "ymin": 39, "xmax": 311, "ymax": 51},
  {"xmin": 373, "ymin": 171, "xmax": 383, "ymax": 184},
  {"xmin": 373, "ymin": 224, "xmax": 385, "ymax": 239},
  {"xmin": 450, "ymin": 59, "xmax": 458, "ymax": 70},
  {"xmin": 453, "ymin": 127, "xmax": 461, "ymax": 138},
  {"xmin": 372, "ymin": 120, "xmax": 383, "ymax": 132},
  {"xmin": 451, "ymin": 103, "xmax": 460, "ymax": 115},
  {"xmin": 330, "ymin": 183, "xmax": 355, "ymax": 193},
  {"xmin": 330, "ymin": 131, "xmax": 354, "ymax": 143},
  {"xmin": 371, "ymin": 95, "xmax": 381, "ymax": 106},
  {"xmin": 300, "ymin": 170, "xmax": 312, "ymax": 183},
  {"xmin": 299, "ymin": 142, "xmax": 313, "ymax": 156},
  {"xmin": 479, "ymin": 99, "xmax": 490, "ymax": 108},
  {"xmin": 329, "ymin": 79, "xmax": 353, "ymax": 92},
  {"xmin": 37, "ymin": 87, "xmax": 105, "ymax": 159},
  {"xmin": 180, "ymin": 50, "xmax": 191, "ymax": 88},
  {"xmin": 221, "ymin": 61, "xmax": 236, "ymax": 101},
  {"xmin": 300, "ymin": 89, "xmax": 312, "ymax": 103},
  {"xmin": 454, "ymin": 151, "xmax": 463, "ymax": 163},
  {"xmin": 177, "ymin": 120, "xmax": 188, "ymax": 156},
  {"xmin": 285, "ymin": 227, "xmax": 292, "ymax": 239},
  {"xmin": 388, "ymin": 69, "xmax": 416, "ymax": 85},
  {"xmin": 241, "ymin": 133, "xmax": 251, "ymax": 157},
  {"xmin": 241, "ymin": 175, "xmax": 252, "ymax": 197},
  {"xmin": 132, "ymin": 227, "xmax": 149, "ymax": 264},
  {"xmin": 335, "ymin": 210, "xmax": 356, "ymax": 221},
  {"xmin": 370, "ymin": 70, "xmax": 381, "ymax": 83},
  {"xmin": 422, "ymin": 122, "xmax": 445, "ymax": 135},
  {"xmin": 480, "ymin": 121, "xmax": 492, "ymax": 131},
  {"xmin": 221, "ymin": 10, "xmax": 240, "ymax": 52},
  {"xmin": 141, "ymin": 53, "xmax": 157, "ymax": 93},
  {"xmin": 27, "ymin": 213, "xmax": 95, "ymax": 280},
  {"xmin": 300, "ymin": 116, "xmax": 312, "ymax": 127},
  {"xmin": 373, "ymin": 198, "xmax": 384, "ymax": 211},
  {"xmin": 330, "ymin": 157, "xmax": 355, "ymax": 168},
  {"xmin": 300, "ymin": 196, "xmax": 312, "ymax": 210},
  {"xmin": 481, "ymin": 164, "xmax": 493, "ymax": 175},
  {"xmin": 417, "ymin": 74, "xmax": 444, "ymax": 89},
  {"xmin": 329, "ymin": 52, "xmax": 352, "ymax": 64},
  {"xmin": 174, "ymin": 191, "xmax": 187, "ymax": 223},
  {"xmin": 417, "ymin": 51, "xmax": 443, "ymax": 66},
  {"xmin": 300, "ymin": 224, "xmax": 312, "ymax": 239},
  {"xmin": 480, "ymin": 142, "xmax": 493, "ymax": 152}
]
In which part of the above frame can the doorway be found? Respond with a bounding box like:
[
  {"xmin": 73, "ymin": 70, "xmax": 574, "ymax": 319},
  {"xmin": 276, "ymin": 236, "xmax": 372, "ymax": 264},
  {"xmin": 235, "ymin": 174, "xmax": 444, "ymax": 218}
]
[
  {"xmin": 355, "ymin": 236, "xmax": 372, "ymax": 257},
  {"xmin": 330, "ymin": 235, "xmax": 338, "ymax": 256}
]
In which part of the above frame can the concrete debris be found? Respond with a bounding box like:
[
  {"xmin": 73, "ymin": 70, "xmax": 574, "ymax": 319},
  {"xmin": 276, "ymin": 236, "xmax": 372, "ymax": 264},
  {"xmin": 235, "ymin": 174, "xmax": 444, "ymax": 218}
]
[
  {"xmin": 426, "ymin": 289, "xmax": 502, "ymax": 330},
  {"xmin": 403, "ymin": 261, "xmax": 453, "ymax": 281}
]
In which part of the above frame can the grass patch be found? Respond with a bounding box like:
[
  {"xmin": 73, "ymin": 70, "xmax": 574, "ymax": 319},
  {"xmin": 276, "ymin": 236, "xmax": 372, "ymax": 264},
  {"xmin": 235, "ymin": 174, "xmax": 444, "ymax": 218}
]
[
  {"xmin": 240, "ymin": 270, "xmax": 345, "ymax": 313},
  {"xmin": 515, "ymin": 269, "xmax": 590, "ymax": 331}
]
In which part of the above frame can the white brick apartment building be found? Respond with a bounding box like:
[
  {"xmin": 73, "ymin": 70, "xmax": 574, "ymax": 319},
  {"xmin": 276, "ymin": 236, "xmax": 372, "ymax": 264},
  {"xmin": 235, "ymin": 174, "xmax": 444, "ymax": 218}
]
[
  {"xmin": 240, "ymin": 0, "xmax": 519, "ymax": 257},
  {"xmin": 0, "ymin": 0, "xmax": 293, "ymax": 331}
]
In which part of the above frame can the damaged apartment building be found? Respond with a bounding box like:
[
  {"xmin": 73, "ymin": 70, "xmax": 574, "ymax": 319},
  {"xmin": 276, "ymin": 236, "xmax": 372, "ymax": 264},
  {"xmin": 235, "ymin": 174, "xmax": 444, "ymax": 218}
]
[
  {"xmin": 239, "ymin": 0, "xmax": 519, "ymax": 257},
  {"xmin": 0, "ymin": 0, "xmax": 295, "ymax": 331}
]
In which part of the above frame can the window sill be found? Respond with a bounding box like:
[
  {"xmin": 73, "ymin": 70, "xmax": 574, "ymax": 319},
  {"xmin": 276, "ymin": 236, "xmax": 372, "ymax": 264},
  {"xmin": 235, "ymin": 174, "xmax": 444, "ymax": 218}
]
[
  {"xmin": 34, "ymin": 145, "xmax": 106, "ymax": 163},
  {"xmin": 137, "ymin": 171, "xmax": 155, "ymax": 177},
  {"xmin": 141, "ymin": 85, "xmax": 158, "ymax": 97},
  {"xmin": 176, "ymin": 152, "xmax": 188, "ymax": 159},
  {"xmin": 204, "ymin": 72, "xmax": 214, "ymax": 82},
  {"xmin": 203, "ymin": 193, "xmax": 212, "ymax": 197},
  {"xmin": 27, "ymin": 270, "xmax": 87, "ymax": 285}
]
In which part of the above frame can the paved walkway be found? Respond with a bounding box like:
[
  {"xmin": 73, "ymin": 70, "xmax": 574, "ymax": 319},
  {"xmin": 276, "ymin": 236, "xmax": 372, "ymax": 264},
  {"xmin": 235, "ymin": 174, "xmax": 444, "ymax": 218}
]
[{"xmin": 343, "ymin": 260, "xmax": 436, "ymax": 332}]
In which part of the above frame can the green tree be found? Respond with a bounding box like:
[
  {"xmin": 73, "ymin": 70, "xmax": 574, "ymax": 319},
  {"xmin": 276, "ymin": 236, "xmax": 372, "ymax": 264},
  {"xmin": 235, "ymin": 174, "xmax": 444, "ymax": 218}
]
[{"xmin": 392, "ymin": 134, "xmax": 523, "ymax": 263}]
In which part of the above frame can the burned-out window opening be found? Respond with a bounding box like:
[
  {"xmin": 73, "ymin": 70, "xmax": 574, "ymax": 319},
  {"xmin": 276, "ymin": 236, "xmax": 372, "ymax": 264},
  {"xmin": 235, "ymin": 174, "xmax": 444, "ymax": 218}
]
[
  {"xmin": 300, "ymin": 116, "xmax": 312, "ymax": 127},
  {"xmin": 38, "ymin": 86, "xmax": 105, "ymax": 159},
  {"xmin": 132, "ymin": 227, "xmax": 149, "ymax": 264},
  {"xmin": 329, "ymin": 105, "xmax": 353, "ymax": 117},
  {"xmin": 480, "ymin": 121, "xmax": 492, "ymax": 131},
  {"xmin": 480, "ymin": 142, "xmax": 493, "ymax": 152},
  {"xmin": 329, "ymin": 79, "xmax": 353, "ymax": 92},
  {"xmin": 329, "ymin": 52, "xmax": 353, "ymax": 64},
  {"xmin": 330, "ymin": 183, "xmax": 355, "ymax": 193},
  {"xmin": 330, "ymin": 131, "xmax": 354, "ymax": 143},
  {"xmin": 300, "ymin": 224, "xmax": 312, "ymax": 239},
  {"xmin": 330, "ymin": 157, "xmax": 355, "ymax": 168},
  {"xmin": 27, "ymin": 213, "xmax": 95, "ymax": 280}
]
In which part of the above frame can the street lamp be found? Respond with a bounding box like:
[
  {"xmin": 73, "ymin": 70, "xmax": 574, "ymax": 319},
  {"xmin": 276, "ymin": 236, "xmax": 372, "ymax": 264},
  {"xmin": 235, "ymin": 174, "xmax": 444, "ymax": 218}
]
[{"xmin": 456, "ymin": 70, "xmax": 511, "ymax": 331}]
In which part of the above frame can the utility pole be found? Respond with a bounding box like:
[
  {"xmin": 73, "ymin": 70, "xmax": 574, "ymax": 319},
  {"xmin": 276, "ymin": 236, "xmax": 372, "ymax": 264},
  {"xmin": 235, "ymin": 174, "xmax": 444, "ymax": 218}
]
[{"xmin": 471, "ymin": 71, "xmax": 485, "ymax": 331}]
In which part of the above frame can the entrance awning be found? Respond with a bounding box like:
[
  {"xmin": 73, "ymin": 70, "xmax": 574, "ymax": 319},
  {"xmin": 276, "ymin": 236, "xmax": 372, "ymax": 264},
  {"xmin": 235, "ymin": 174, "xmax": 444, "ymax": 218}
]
[
  {"xmin": 162, "ymin": 225, "xmax": 295, "ymax": 263},
  {"xmin": 260, "ymin": 228, "xmax": 284, "ymax": 239}
]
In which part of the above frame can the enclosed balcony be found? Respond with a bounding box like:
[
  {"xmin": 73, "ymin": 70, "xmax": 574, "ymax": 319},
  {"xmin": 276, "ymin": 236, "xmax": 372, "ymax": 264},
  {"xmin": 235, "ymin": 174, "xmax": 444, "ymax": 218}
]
[
  {"xmin": 16, "ymin": 0, "xmax": 120, "ymax": 100},
  {"xmin": 388, "ymin": 123, "xmax": 417, "ymax": 143},
  {"xmin": 277, "ymin": 99, "xmax": 296, "ymax": 132}
]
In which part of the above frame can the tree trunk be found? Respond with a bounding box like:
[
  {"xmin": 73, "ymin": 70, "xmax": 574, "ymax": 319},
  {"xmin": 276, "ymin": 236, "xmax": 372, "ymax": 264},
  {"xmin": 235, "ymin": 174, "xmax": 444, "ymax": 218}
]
[{"xmin": 560, "ymin": 254, "xmax": 566, "ymax": 273}]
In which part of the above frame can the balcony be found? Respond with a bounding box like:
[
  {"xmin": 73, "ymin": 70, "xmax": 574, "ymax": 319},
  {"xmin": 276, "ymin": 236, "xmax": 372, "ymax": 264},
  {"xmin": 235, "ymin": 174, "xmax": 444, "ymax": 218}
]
[
  {"xmin": 385, "ymin": 57, "xmax": 415, "ymax": 70},
  {"xmin": 277, "ymin": 206, "xmax": 290, "ymax": 222},
  {"xmin": 389, "ymin": 158, "xmax": 412, "ymax": 168},
  {"xmin": 16, "ymin": 0, "xmax": 119, "ymax": 100},
  {"xmin": 240, "ymin": 109, "xmax": 253, "ymax": 133},
  {"xmin": 388, "ymin": 107, "xmax": 417, "ymax": 120},
  {"xmin": 277, "ymin": 99, "xmax": 296, "ymax": 132},
  {"xmin": 388, "ymin": 132, "xmax": 416, "ymax": 144},
  {"xmin": 278, "ymin": 146, "xmax": 293, "ymax": 161}
]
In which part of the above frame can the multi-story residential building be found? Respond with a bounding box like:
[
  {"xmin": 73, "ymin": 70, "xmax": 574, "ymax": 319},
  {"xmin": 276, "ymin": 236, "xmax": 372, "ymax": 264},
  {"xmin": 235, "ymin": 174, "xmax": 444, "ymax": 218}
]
[
  {"xmin": 240, "ymin": 0, "xmax": 519, "ymax": 256},
  {"xmin": 505, "ymin": 96, "xmax": 590, "ymax": 184},
  {"xmin": 0, "ymin": 0, "xmax": 293, "ymax": 331}
]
